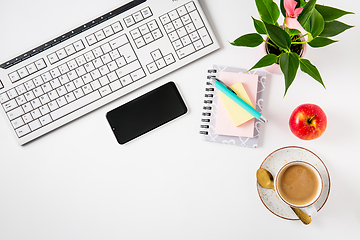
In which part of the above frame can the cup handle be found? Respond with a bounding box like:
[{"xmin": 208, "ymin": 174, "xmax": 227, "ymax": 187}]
[{"xmin": 304, "ymin": 205, "xmax": 318, "ymax": 217}]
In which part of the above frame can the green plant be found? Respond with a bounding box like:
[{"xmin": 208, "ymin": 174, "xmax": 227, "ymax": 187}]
[{"xmin": 231, "ymin": 0, "xmax": 354, "ymax": 96}]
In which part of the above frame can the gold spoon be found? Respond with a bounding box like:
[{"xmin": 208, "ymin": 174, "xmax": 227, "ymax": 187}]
[{"xmin": 256, "ymin": 168, "xmax": 312, "ymax": 225}]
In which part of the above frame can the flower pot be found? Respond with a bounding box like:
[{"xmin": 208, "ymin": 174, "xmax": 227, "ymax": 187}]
[{"xmin": 259, "ymin": 37, "xmax": 307, "ymax": 74}]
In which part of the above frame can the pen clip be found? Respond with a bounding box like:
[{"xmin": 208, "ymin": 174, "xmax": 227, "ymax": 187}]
[{"xmin": 214, "ymin": 78, "xmax": 237, "ymax": 95}]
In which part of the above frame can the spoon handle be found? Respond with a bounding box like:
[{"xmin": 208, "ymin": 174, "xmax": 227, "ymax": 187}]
[{"xmin": 291, "ymin": 207, "xmax": 312, "ymax": 225}]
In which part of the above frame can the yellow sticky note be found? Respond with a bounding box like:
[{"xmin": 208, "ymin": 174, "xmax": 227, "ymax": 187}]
[{"xmin": 218, "ymin": 81, "xmax": 255, "ymax": 126}]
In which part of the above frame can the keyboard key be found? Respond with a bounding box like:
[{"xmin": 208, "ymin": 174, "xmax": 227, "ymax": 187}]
[
  {"xmin": 59, "ymin": 64, "xmax": 70, "ymax": 74},
  {"xmin": 151, "ymin": 50, "xmax": 162, "ymax": 60},
  {"xmin": 7, "ymin": 88, "xmax": 18, "ymax": 99},
  {"xmin": 26, "ymin": 63, "xmax": 37, "ymax": 74},
  {"xmin": 17, "ymin": 67, "xmax": 29, "ymax": 79},
  {"xmin": 194, "ymin": 39, "xmax": 204, "ymax": 50},
  {"xmin": 48, "ymin": 100, "xmax": 59, "ymax": 111},
  {"xmin": 107, "ymin": 72, "xmax": 118, "ymax": 82},
  {"xmin": 134, "ymin": 37, "xmax": 146, "ymax": 48},
  {"xmin": 3, "ymin": 99, "xmax": 18, "ymax": 112},
  {"xmin": 103, "ymin": 26, "xmax": 114, "ymax": 37},
  {"xmin": 7, "ymin": 106, "xmax": 24, "ymax": 120},
  {"xmin": 95, "ymin": 30, "xmax": 106, "ymax": 41},
  {"xmin": 84, "ymin": 51, "xmax": 95, "ymax": 62},
  {"xmin": 50, "ymin": 68, "xmax": 61, "ymax": 78},
  {"xmin": 99, "ymin": 65, "xmax": 110, "ymax": 76},
  {"xmin": 164, "ymin": 54, "xmax": 175, "ymax": 65},
  {"xmin": 22, "ymin": 102, "xmax": 33, "ymax": 113},
  {"xmin": 130, "ymin": 28, "xmax": 141, "ymax": 39},
  {"xmin": 65, "ymin": 82, "xmax": 76, "ymax": 92},
  {"xmin": 65, "ymin": 44, "xmax": 76, "ymax": 56},
  {"xmin": 130, "ymin": 68, "xmax": 145, "ymax": 81},
  {"xmin": 90, "ymin": 69, "xmax": 101, "ymax": 80},
  {"xmin": 64, "ymin": 92, "xmax": 76, "ymax": 103},
  {"xmin": 143, "ymin": 33, "xmax": 154, "ymax": 44},
  {"xmin": 155, "ymin": 58, "xmax": 166, "ymax": 69},
  {"xmin": 190, "ymin": 11, "xmax": 204, "ymax": 29},
  {"xmin": 39, "ymin": 105, "xmax": 50, "ymax": 115},
  {"xmin": 75, "ymin": 66, "xmax": 87, "ymax": 77},
  {"xmin": 84, "ymin": 62, "xmax": 95, "ymax": 73},
  {"xmin": 133, "ymin": 11, "xmax": 143, "ymax": 22},
  {"xmin": 141, "ymin": 7, "xmax": 152, "ymax": 18},
  {"xmin": 73, "ymin": 88, "xmax": 84, "ymax": 99},
  {"xmin": 99, "ymin": 76, "xmax": 109, "ymax": 86},
  {"xmin": 109, "ymin": 80, "xmax": 122, "ymax": 91},
  {"xmin": 8, "ymin": 71, "xmax": 20, "ymax": 83},
  {"xmin": 111, "ymin": 21, "xmax": 123, "ymax": 33},
  {"xmin": 198, "ymin": 27, "xmax": 212, "ymax": 46},
  {"xmin": 82, "ymin": 84, "xmax": 93, "ymax": 95},
  {"xmin": 39, "ymin": 114, "xmax": 52, "ymax": 126},
  {"xmin": 100, "ymin": 54, "xmax": 112, "ymax": 65},
  {"xmin": 86, "ymin": 34, "xmax": 97, "ymax": 46},
  {"xmin": 124, "ymin": 15, "xmax": 135, "ymax": 27},
  {"xmin": 75, "ymin": 55, "xmax": 87, "ymax": 66},
  {"xmin": 30, "ymin": 108, "xmax": 42, "ymax": 119},
  {"xmin": 139, "ymin": 24, "xmax": 150, "ymax": 35},
  {"xmin": 35, "ymin": 59, "xmax": 47, "ymax": 70},
  {"xmin": 22, "ymin": 113, "xmax": 33, "ymax": 123},
  {"xmin": 29, "ymin": 119, "xmax": 41, "ymax": 131},
  {"xmin": 11, "ymin": 117, "xmax": 25, "ymax": 129},
  {"xmin": 152, "ymin": 29, "xmax": 162, "ymax": 40},
  {"xmin": 39, "ymin": 94, "xmax": 50, "ymax": 105},
  {"xmin": 0, "ymin": 92, "xmax": 9, "ymax": 103},
  {"xmin": 160, "ymin": 14, "xmax": 171, "ymax": 25},
  {"xmin": 147, "ymin": 20, "xmax": 158, "ymax": 31},
  {"xmin": 147, "ymin": 62, "xmax": 158, "ymax": 74},
  {"xmin": 109, "ymin": 49, "xmax": 121, "ymax": 60},
  {"xmin": 73, "ymin": 40, "xmax": 85, "ymax": 51},
  {"xmin": 90, "ymin": 80, "xmax": 101, "ymax": 90},
  {"xmin": 59, "ymin": 75, "xmax": 70, "ymax": 85},
  {"xmin": 176, "ymin": 44, "xmax": 196, "ymax": 59},
  {"xmin": 101, "ymin": 43, "xmax": 112, "ymax": 54},
  {"xmin": 15, "ymin": 124, "xmax": 31, "ymax": 137},
  {"xmin": 15, "ymin": 95, "xmax": 26, "ymax": 105},
  {"xmin": 181, "ymin": 14, "xmax": 192, "ymax": 25},
  {"xmin": 119, "ymin": 43, "xmax": 137, "ymax": 63},
  {"xmin": 56, "ymin": 96, "xmax": 67, "ymax": 107},
  {"xmin": 107, "ymin": 61, "xmax": 118, "ymax": 72},
  {"xmin": 119, "ymin": 75, "xmax": 133, "ymax": 86},
  {"xmin": 109, "ymin": 35, "xmax": 128, "ymax": 49},
  {"xmin": 168, "ymin": 10, "xmax": 179, "ymax": 21},
  {"xmin": 15, "ymin": 84, "xmax": 26, "ymax": 95},
  {"xmin": 74, "ymin": 78, "xmax": 84, "ymax": 88},
  {"xmin": 99, "ymin": 85, "xmax": 112, "ymax": 97},
  {"xmin": 51, "ymin": 91, "xmax": 101, "ymax": 120},
  {"xmin": 30, "ymin": 98, "xmax": 42, "ymax": 108},
  {"xmin": 185, "ymin": 2, "xmax": 197, "ymax": 12},
  {"xmin": 56, "ymin": 48, "xmax": 67, "ymax": 60},
  {"xmin": 177, "ymin": 6, "xmax": 187, "ymax": 16},
  {"xmin": 24, "ymin": 91, "xmax": 35, "ymax": 102},
  {"xmin": 67, "ymin": 70, "xmax": 78, "ymax": 81},
  {"xmin": 41, "ymin": 72, "xmax": 53, "ymax": 82}
]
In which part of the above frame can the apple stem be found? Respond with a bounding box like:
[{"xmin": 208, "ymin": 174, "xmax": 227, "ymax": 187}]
[{"xmin": 307, "ymin": 114, "xmax": 317, "ymax": 124}]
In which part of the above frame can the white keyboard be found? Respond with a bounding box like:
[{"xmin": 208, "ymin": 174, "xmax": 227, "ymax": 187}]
[{"xmin": 0, "ymin": 0, "xmax": 219, "ymax": 145}]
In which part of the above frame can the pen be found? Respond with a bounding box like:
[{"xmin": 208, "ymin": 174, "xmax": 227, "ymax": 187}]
[{"xmin": 211, "ymin": 77, "xmax": 268, "ymax": 123}]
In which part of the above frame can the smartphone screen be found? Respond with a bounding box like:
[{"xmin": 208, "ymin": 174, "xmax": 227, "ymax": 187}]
[{"xmin": 106, "ymin": 82, "xmax": 188, "ymax": 144}]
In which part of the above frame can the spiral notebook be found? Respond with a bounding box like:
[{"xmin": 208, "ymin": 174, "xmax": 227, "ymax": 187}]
[{"xmin": 199, "ymin": 65, "xmax": 267, "ymax": 148}]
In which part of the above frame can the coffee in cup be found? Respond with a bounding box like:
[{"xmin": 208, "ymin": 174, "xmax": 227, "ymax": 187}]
[{"xmin": 275, "ymin": 161, "xmax": 323, "ymax": 214}]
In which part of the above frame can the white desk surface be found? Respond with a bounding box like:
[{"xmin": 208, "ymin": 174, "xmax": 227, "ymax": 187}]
[{"xmin": 0, "ymin": 0, "xmax": 359, "ymax": 239}]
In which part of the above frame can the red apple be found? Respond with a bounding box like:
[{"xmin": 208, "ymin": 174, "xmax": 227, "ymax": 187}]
[{"xmin": 289, "ymin": 104, "xmax": 327, "ymax": 140}]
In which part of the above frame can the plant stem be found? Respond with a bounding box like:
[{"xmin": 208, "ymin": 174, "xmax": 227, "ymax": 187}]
[
  {"xmin": 264, "ymin": 39, "xmax": 277, "ymax": 48},
  {"xmin": 293, "ymin": 33, "xmax": 309, "ymax": 42}
]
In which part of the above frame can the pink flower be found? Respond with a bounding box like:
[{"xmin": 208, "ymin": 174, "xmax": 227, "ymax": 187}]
[{"xmin": 284, "ymin": 0, "xmax": 307, "ymax": 34}]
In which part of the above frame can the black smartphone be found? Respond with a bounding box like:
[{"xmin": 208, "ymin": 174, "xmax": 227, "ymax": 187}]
[{"xmin": 106, "ymin": 82, "xmax": 188, "ymax": 144}]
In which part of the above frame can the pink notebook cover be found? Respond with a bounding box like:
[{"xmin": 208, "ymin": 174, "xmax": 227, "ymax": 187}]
[{"xmin": 214, "ymin": 72, "xmax": 259, "ymax": 138}]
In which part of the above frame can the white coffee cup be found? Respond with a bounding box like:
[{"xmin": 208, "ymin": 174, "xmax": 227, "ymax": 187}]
[{"xmin": 274, "ymin": 161, "xmax": 323, "ymax": 217}]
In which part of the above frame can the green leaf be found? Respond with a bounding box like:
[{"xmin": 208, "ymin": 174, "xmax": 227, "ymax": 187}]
[
  {"xmin": 252, "ymin": 17, "xmax": 267, "ymax": 35},
  {"xmin": 308, "ymin": 37, "xmax": 338, "ymax": 48},
  {"xmin": 230, "ymin": 33, "xmax": 264, "ymax": 47},
  {"xmin": 288, "ymin": 29, "xmax": 301, "ymax": 37},
  {"xmin": 248, "ymin": 54, "xmax": 279, "ymax": 71},
  {"xmin": 280, "ymin": 0, "xmax": 286, "ymax": 17},
  {"xmin": 298, "ymin": 0, "xmax": 317, "ymax": 26},
  {"xmin": 303, "ymin": 9, "xmax": 324, "ymax": 38},
  {"xmin": 279, "ymin": 52, "xmax": 300, "ymax": 96},
  {"xmin": 315, "ymin": 5, "xmax": 354, "ymax": 21},
  {"xmin": 297, "ymin": 0, "xmax": 307, "ymax": 8},
  {"xmin": 264, "ymin": 22, "xmax": 291, "ymax": 49},
  {"xmin": 319, "ymin": 20, "xmax": 354, "ymax": 37},
  {"xmin": 299, "ymin": 59, "xmax": 325, "ymax": 88},
  {"xmin": 255, "ymin": 0, "xmax": 280, "ymax": 25}
]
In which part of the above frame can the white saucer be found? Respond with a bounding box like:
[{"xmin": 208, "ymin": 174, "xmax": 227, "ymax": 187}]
[{"xmin": 257, "ymin": 146, "xmax": 331, "ymax": 220}]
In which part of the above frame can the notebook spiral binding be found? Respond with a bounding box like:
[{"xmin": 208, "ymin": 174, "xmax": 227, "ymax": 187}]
[{"xmin": 200, "ymin": 69, "xmax": 217, "ymax": 135}]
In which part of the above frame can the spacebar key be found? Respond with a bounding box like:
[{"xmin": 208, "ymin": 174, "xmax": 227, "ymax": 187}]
[{"xmin": 50, "ymin": 91, "xmax": 101, "ymax": 120}]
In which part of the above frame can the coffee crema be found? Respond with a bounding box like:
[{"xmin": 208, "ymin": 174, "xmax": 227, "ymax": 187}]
[{"xmin": 277, "ymin": 164, "xmax": 319, "ymax": 206}]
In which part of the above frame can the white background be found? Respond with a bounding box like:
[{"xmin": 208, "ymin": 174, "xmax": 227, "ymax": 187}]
[{"xmin": 0, "ymin": 0, "xmax": 359, "ymax": 239}]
